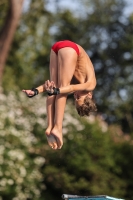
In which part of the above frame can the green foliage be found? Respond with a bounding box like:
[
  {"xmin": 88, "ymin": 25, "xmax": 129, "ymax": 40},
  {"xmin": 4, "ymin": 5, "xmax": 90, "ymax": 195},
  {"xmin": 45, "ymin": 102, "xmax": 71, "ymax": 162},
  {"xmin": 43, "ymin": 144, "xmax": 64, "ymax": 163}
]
[
  {"xmin": 0, "ymin": 92, "xmax": 46, "ymax": 199},
  {"xmin": 0, "ymin": 0, "xmax": 9, "ymax": 29},
  {"xmin": 52, "ymin": 0, "xmax": 133, "ymax": 132},
  {"xmin": 52, "ymin": 10, "xmax": 84, "ymax": 43},
  {"xmin": 1, "ymin": 0, "xmax": 133, "ymax": 199},
  {"xmin": 0, "ymin": 91, "xmax": 133, "ymax": 200},
  {"xmin": 2, "ymin": 0, "xmax": 133, "ymax": 133},
  {"xmin": 43, "ymin": 117, "xmax": 126, "ymax": 199},
  {"xmin": 112, "ymin": 141, "xmax": 133, "ymax": 200},
  {"xmin": 3, "ymin": 0, "xmax": 53, "ymax": 91}
]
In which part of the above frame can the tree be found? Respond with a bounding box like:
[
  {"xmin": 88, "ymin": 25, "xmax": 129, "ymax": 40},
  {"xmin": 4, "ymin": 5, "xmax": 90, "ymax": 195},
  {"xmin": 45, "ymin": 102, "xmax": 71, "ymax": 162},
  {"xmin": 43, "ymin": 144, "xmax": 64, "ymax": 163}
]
[
  {"xmin": 52, "ymin": 0, "xmax": 133, "ymax": 133},
  {"xmin": 1, "ymin": 0, "xmax": 133, "ymax": 133},
  {"xmin": 0, "ymin": 0, "xmax": 24, "ymax": 86},
  {"xmin": 1, "ymin": 90, "xmax": 133, "ymax": 200},
  {"xmin": 42, "ymin": 116, "xmax": 126, "ymax": 200},
  {"xmin": 0, "ymin": 91, "xmax": 46, "ymax": 199},
  {"xmin": 2, "ymin": 0, "xmax": 54, "ymax": 91}
]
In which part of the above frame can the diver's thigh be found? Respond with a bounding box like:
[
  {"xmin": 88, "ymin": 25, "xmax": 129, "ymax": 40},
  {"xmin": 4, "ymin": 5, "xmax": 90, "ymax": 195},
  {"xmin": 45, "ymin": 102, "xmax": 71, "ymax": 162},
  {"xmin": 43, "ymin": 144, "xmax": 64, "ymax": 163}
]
[
  {"xmin": 57, "ymin": 47, "xmax": 77, "ymax": 87},
  {"xmin": 49, "ymin": 50, "xmax": 58, "ymax": 85}
]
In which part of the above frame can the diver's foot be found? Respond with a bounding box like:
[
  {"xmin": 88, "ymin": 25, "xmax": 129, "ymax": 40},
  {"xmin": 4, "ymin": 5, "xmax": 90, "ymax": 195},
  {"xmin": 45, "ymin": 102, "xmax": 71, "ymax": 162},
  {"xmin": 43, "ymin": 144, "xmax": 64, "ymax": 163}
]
[
  {"xmin": 45, "ymin": 128, "xmax": 58, "ymax": 150},
  {"xmin": 51, "ymin": 127, "xmax": 63, "ymax": 149}
]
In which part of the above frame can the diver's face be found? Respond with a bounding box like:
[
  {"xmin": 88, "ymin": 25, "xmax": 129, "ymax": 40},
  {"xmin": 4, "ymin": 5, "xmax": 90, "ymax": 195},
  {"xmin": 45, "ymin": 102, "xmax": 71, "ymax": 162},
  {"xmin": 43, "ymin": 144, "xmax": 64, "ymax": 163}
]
[{"xmin": 74, "ymin": 91, "xmax": 92, "ymax": 107}]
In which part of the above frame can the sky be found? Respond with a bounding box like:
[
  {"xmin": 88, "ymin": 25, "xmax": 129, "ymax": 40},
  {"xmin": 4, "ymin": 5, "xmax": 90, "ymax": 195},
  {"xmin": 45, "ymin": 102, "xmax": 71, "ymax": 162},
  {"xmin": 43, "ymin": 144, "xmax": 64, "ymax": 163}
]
[
  {"xmin": 46, "ymin": 0, "xmax": 133, "ymax": 16},
  {"xmin": 23, "ymin": 0, "xmax": 133, "ymax": 17}
]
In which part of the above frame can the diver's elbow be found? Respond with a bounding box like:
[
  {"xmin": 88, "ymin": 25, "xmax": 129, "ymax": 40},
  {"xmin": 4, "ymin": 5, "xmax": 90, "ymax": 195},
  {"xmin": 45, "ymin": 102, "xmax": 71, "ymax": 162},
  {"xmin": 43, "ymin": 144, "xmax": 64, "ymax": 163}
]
[{"xmin": 90, "ymin": 79, "xmax": 97, "ymax": 91}]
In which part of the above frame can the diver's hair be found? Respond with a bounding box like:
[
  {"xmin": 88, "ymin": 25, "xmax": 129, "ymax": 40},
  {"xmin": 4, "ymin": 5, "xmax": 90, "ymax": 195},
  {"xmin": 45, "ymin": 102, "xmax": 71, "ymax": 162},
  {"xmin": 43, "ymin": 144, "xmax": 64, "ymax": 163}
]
[{"xmin": 76, "ymin": 95, "xmax": 97, "ymax": 116}]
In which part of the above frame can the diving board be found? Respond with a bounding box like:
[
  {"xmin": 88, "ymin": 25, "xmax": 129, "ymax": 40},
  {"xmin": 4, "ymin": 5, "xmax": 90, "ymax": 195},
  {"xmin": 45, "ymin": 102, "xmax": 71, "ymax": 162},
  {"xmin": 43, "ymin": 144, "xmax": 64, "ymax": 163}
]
[{"xmin": 62, "ymin": 194, "xmax": 124, "ymax": 200}]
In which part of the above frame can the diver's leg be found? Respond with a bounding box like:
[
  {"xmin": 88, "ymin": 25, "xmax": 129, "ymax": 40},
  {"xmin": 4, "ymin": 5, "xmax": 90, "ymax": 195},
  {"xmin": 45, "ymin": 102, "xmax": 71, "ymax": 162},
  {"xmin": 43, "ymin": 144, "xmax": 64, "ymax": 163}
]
[
  {"xmin": 45, "ymin": 50, "xmax": 58, "ymax": 149},
  {"xmin": 51, "ymin": 47, "xmax": 78, "ymax": 149}
]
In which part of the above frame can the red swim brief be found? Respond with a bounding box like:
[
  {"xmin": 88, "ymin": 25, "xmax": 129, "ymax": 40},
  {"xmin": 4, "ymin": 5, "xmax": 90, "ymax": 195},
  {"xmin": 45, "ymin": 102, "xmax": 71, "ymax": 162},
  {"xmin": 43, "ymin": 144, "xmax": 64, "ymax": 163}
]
[{"xmin": 51, "ymin": 40, "xmax": 80, "ymax": 55}]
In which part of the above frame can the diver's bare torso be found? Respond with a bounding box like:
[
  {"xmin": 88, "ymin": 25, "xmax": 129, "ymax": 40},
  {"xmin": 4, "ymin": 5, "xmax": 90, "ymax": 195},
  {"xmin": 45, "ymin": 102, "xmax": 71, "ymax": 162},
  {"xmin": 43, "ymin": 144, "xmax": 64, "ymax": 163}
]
[{"xmin": 71, "ymin": 44, "xmax": 96, "ymax": 87}]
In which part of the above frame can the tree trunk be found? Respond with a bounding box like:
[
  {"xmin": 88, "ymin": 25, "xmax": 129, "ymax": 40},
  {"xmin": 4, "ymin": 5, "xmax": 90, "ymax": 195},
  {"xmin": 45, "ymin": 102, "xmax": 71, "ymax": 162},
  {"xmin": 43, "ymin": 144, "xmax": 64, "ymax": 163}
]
[{"xmin": 0, "ymin": 0, "xmax": 24, "ymax": 86}]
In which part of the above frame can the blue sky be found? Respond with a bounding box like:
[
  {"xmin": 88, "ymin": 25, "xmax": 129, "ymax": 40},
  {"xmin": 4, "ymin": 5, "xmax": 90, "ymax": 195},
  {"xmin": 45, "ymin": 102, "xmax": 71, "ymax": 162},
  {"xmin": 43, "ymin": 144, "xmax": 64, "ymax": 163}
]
[
  {"xmin": 46, "ymin": 0, "xmax": 133, "ymax": 16},
  {"xmin": 23, "ymin": 0, "xmax": 133, "ymax": 17}
]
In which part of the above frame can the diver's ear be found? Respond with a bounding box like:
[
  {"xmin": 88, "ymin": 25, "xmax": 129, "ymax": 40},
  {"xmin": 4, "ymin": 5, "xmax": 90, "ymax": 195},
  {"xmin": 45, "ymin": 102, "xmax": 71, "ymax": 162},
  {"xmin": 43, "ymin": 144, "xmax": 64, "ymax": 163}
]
[{"xmin": 88, "ymin": 91, "xmax": 93, "ymax": 99}]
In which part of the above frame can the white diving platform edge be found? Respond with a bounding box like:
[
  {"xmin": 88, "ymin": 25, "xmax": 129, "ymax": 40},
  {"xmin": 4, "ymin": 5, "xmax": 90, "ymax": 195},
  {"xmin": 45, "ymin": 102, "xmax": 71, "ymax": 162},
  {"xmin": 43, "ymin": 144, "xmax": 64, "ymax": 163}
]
[{"xmin": 62, "ymin": 194, "xmax": 124, "ymax": 200}]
